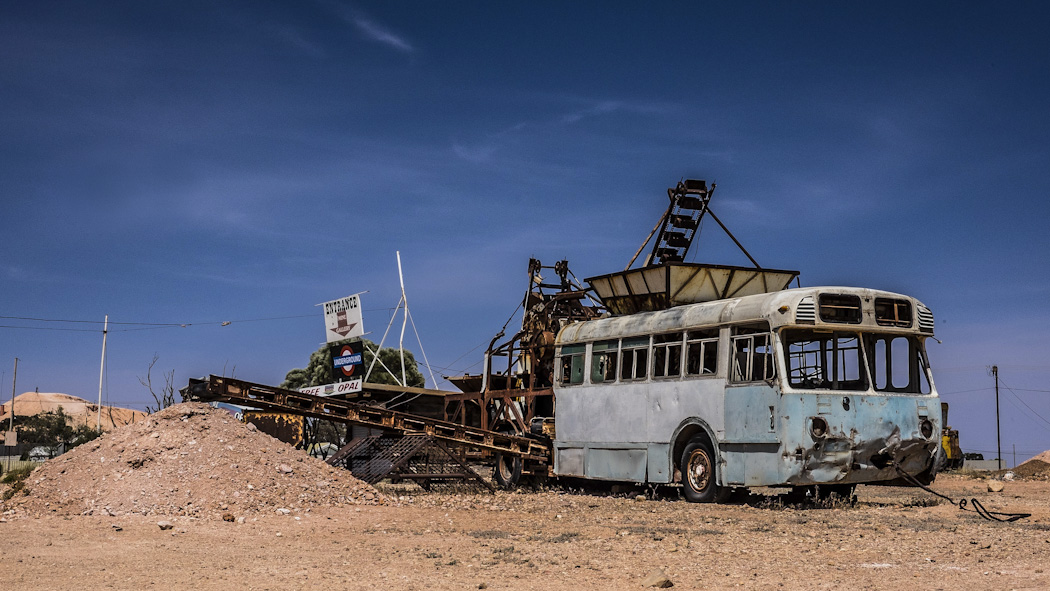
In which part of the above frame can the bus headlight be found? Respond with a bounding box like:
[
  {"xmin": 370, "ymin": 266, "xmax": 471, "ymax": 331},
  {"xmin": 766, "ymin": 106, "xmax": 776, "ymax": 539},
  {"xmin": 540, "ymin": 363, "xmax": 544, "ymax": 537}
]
[
  {"xmin": 810, "ymin": 417, "xmax": 828, "ymax": 439},
  {"xmin": 920, "ymin": 419, "xmax": 934, "ymax": 440}
]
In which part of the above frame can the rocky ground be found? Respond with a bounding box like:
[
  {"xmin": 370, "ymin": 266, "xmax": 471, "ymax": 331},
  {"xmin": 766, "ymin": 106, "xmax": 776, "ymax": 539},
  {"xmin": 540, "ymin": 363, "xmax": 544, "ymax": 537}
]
[
  {"xmin": 2, "ymin": 474, "xmax": 1049, "ymax": 589},
  {"xmin": 1, "ymin": 407, "xmax": 1049, "ymax": 590}
]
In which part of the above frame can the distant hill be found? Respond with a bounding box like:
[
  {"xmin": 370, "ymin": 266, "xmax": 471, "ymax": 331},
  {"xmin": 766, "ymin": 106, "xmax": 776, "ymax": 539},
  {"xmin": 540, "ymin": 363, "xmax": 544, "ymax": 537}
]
[{"xmin": 0, "ymin": 391, "xmax": 147, "ymax": 433}]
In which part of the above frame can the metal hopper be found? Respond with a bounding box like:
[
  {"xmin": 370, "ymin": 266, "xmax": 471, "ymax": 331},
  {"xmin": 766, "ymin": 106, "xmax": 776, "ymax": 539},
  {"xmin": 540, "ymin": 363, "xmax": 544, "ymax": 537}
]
[{"xmin": 586, "ymin": 263, "xmax": 799, "ymax": 315}]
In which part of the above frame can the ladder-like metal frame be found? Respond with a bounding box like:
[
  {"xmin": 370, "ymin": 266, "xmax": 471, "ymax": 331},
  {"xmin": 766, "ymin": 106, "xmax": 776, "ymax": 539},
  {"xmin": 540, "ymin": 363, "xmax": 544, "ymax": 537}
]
[{"xmin": 184, "ymin": 375, "xmax": 551, "ymax": 464}]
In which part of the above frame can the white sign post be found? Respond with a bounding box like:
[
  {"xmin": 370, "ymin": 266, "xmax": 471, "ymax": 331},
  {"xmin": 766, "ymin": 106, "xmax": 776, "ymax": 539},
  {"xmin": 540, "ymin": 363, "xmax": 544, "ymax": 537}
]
[{"xmin": 322, "ymin": 293, "xmax": 364, "ymax": 343}]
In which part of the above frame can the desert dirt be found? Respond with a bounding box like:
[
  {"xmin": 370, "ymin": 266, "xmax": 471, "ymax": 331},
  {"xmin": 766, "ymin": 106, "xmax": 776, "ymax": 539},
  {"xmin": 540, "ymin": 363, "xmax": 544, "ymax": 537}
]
[{"xmin": 2, "ymin": 403, "xmax": 1050, "ymax": 590}]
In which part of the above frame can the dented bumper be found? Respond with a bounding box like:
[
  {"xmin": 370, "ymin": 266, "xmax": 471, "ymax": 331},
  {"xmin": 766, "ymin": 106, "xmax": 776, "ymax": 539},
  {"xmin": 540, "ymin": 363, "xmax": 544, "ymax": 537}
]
[{"xmin": 780, "ymin": 392, "xmax": 942, "ymax": 486}]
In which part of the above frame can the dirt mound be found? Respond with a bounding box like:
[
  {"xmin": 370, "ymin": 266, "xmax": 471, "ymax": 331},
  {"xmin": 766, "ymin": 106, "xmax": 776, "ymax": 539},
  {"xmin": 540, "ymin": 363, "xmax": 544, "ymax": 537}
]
[
  {"xmin": 3, "ymin": 402, "xmax": 386, "ymax": 518},
  {"xmin": 1013, "ymin": 454, "xmax": 1050, "ymax": 480}
]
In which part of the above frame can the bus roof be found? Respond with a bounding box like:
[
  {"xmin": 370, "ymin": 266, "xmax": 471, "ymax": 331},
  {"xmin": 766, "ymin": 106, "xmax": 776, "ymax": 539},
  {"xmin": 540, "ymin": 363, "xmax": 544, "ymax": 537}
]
[{"xmin": 558, "ymin": 286, "xmax": 934, "ymax": 344}]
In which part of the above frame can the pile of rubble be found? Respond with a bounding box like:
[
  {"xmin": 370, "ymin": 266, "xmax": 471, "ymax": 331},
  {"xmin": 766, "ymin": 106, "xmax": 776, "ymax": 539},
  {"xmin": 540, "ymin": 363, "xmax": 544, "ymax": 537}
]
[
  {"xmin": 3, "ymin": 402, "xmax": 387, "ymax": 518},
  {"xmin": 1012, "ymin": 450, "xmax": 1050, "ymax": 480}
]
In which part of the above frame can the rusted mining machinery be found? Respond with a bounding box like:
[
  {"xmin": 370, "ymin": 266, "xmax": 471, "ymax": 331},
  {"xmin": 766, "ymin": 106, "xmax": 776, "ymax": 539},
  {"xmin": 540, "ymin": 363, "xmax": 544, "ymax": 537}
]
[
  {"xmin": 184, "ymin": 177, "xmax": 775, "ymax": 490},
  {"xmin": 444, "ymin": 259, "xmax": 602, "ymax": 431},
  {"xmin": 440, "ymin": 258, "xmax": 604, "ymax": 486},
  {"xmin": 182, "ymin": 375, "xmax": 551, "ymax": 491}
]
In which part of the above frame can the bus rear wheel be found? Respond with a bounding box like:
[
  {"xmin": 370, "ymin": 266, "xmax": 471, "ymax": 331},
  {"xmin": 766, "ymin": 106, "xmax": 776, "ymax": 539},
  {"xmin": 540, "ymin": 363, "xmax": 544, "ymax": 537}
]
[{"xmin": 681, "ymin": 437, "xmax": 727, "ymax": 503}]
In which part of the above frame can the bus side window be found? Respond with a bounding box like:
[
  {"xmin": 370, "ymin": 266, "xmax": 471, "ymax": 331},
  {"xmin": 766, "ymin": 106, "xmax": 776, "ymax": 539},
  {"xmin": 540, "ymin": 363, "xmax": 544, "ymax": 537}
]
[
  {"xmin": 619, "ymin": 336, "xmax": 650, "ymax": 381},
  {"xmin": 730, "ymin": 325, "xmax": 776, "ymax": 383},
  {"xmin": 686, "ymin": 329, "xmax": 718, "ymax": 376},
  {"xmin": 653, "ymin": 332, "xmax": 683, "ymax": 379},
  {"xmin": 559, "ymin": 345, "xmax": 586, "ymax": 386},
  {"xmin": 590, "ymin": 340, "xmax": 619, "ymax": 384}
]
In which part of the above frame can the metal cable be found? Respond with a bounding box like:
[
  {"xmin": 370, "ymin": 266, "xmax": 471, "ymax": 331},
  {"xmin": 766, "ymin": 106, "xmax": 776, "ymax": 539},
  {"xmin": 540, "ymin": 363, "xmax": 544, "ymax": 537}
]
[{"xmin": 893, "ymin": 461, "xmax": 1030, "ymax": 522}]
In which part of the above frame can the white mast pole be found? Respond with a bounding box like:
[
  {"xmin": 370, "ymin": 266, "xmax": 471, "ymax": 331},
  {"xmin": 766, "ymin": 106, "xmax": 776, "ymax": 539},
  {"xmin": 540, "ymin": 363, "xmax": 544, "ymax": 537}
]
[
  {"xmin": 96, "ymin": 315, "xmax": 108, "ymax": 431},
  {"xmin": 8, "ymin": 358, "xmax": 17, "ymax": 433},
  {"xmin": 396, "ymin": 251, "xmax": 408, "ymax": 388}
]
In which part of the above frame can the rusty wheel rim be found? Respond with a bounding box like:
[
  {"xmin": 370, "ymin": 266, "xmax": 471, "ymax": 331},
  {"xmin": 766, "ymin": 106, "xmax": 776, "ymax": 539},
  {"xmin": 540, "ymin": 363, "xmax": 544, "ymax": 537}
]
[
  {"xmin": 497, "ymin": 455, "xmax": 514, "ymax": 480},
  {"xmin": 686, "ymin": 449, "xmax": 712, "ymax": 493}
]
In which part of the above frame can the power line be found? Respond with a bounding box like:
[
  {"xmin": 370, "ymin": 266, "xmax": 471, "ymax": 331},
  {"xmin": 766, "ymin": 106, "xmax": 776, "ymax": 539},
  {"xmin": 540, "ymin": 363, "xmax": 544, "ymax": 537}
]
[
  {"xmin": 998, "ymin": 376, "xmax": 1050, "ymax": 430},
  {"xmin": 0, "ymin": 314, "xmax": 316, "ymax": 333},
  {"xmin": 940, "ymin": 387, "xmax": 992, "ymax": 395},
  {"xmin": 0, "ymin": 324, "xmax": 100, "ymax": 333}
]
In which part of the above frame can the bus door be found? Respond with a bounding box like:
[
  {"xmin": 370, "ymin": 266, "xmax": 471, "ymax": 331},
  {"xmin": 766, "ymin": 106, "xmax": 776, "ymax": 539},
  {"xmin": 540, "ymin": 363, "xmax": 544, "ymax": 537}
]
[{"xmin": 723, "ymin": 326, "xmax": 781, "ymax": 486}]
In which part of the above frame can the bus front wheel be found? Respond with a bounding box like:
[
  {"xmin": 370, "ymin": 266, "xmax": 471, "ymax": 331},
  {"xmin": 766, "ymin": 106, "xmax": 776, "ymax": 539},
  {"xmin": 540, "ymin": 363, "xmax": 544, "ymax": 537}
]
[{"xmin": 681, "ymin": 437, "xmax": 727, "ymax": 503}]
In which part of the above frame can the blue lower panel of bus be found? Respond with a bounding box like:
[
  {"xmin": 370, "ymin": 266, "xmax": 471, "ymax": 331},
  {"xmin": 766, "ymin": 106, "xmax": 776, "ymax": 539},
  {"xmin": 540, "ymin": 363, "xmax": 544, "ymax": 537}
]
[{"xmin": 555, "ymin": 443, "xmax": 655, "ymax": 482}]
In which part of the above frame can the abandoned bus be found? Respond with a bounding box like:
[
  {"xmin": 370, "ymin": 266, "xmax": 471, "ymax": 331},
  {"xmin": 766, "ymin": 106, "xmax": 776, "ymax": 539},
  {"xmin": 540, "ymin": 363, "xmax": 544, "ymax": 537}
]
[{"xmin": 551, "ymin": 286, "xmax": 942, "ymax": 502}]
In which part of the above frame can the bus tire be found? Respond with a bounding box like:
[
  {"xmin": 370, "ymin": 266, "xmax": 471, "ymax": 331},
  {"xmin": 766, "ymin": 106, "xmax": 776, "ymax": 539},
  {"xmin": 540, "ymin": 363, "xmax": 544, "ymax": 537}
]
[
  {"xmin": 493, "ymin": 452, "xmax": 522, "ymax": 490},
  {"xmin": 681, "ymin": 436, "xmax": 725, "ymax": 503}
]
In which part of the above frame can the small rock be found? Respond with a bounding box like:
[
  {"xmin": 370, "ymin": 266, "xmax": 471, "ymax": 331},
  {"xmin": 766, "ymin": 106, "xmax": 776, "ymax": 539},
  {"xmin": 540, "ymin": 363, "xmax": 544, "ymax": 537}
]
[
  {"xmin": 478, "ymin": 583, "xmax": 488, "ymax": 589},
  {"xmin": 276, "ymin": 508, "xmax": 291, "ymax": 515},
  {"xmin": 642, "ymin": 568, "xmax": 674, "ymax": 588},
  {"xmin": 635, "ymin": 494, "xmax": 647, "ymax": 502},
  {"xmin": 987, "ymin": 480, "xmax": 1005, "ymax": 493},
  {"xmin": 245, "ymin": 423, "xmax": 258, "ymax": 432},
  {"xmin": 111, "ymin": 524, "xmax": 123, "ymax": 532},
  {"xmin": 157, "ymin": 521, "xmax": 174, "ymax": 531},
  {"xmin": 222, "ymin": 513, "xmax": 235, "ymax": 522},
  {"xmin": 1003, "ymin": 471, "xmax": 1015, "ymax": 481},
  {"xmin": 277, "ymin": 464, "xmax": 294, "ymax": 474}
]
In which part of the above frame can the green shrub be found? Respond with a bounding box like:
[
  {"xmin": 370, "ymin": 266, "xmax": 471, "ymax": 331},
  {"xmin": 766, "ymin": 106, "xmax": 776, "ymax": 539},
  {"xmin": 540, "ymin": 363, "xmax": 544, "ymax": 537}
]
[{"xmin": 1, "ymin": 464, "xmax": 35, "ymax": 501}]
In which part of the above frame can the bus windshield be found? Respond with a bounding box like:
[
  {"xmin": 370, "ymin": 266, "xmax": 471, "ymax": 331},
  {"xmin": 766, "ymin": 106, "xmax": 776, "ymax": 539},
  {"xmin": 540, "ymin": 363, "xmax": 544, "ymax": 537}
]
[{"xmin": 782, "ymin": 329, "xmax": 931, "ymax": 394}]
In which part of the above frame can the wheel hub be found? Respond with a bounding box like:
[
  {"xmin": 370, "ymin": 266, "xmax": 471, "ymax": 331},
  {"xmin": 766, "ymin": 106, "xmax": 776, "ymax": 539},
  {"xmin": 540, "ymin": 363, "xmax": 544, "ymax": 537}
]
[{"xmin": 687, "ymin": 450, "xmax": 711, "ymax": 491}]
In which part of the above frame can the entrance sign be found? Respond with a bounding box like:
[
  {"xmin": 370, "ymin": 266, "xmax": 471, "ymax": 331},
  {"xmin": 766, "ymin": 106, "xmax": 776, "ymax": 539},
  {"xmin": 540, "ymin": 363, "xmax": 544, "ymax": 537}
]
[{"xmin": 322, "ymin": 294, "xmax": 364, "ymax": 342}]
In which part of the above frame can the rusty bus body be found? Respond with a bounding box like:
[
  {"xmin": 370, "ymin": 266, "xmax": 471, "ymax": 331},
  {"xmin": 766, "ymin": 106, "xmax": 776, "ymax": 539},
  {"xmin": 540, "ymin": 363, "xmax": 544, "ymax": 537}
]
[{"xmin": 551, "ymin": 286, "xmax": 942, "ymax": 501}]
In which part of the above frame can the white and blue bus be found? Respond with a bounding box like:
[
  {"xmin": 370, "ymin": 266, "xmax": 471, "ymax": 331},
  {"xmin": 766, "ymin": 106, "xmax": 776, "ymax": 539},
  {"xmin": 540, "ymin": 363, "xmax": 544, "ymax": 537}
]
[{"xmin": 551, "ymin": 286, "xmax": 942, "ymax": 502}]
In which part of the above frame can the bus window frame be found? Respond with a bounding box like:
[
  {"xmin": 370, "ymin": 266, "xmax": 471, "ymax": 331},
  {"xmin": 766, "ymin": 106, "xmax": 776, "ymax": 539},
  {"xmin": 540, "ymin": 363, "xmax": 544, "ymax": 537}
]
[
  {"xmin": 729, "ymin": 324, "xmax": 776, "ymax": 384},
  {"xmin": 652, "ymin": 332, "xmax": 684, "ymax": 380},
  {"xmin": 558, "ymin": 344, "xmax": 586, "ymax": 386},
  {"xmin": 619, "ymin": 336, "xmax": 650, "ymax": 382},
  {"xmin": 685, "ymin": 328, "xmax": 719, "ymax": 377},
  {"xmin": 590, "ymin": 340, "xmax": 619, "ymax": 384}
]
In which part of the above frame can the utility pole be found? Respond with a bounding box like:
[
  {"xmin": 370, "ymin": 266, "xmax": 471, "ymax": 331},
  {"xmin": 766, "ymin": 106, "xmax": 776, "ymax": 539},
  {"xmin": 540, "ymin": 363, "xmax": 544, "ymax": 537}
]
[
  {"xmin": 8, "ymin": 358, "xmax": 17, "ymax": 472},
  {"xmin": 993, "ymin": 364, "xmax": 1002, "ymax": 471}
]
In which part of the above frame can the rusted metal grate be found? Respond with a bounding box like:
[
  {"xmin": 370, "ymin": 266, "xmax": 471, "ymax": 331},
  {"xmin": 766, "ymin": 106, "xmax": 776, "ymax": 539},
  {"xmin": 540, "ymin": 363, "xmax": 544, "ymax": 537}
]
[{"xmin": 329, "ymin": 433, "xmax": 495, "ymax": 492}]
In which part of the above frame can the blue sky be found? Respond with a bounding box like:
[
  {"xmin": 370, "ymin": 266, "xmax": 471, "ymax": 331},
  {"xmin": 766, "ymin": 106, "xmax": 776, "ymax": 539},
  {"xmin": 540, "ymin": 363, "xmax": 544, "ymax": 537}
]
[{"xmin": 2, "ymin": 2, "xmax": 1048, "ymax": 464}]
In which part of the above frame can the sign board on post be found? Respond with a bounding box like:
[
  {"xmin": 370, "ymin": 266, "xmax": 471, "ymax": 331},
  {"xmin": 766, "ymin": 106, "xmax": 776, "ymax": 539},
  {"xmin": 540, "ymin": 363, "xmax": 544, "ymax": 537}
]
[
  {"xmin": 329, "ymin": 340, "xmax": 365, "ymax": 382},
  {"xmin": 322, "ymin": 294, "xmax": 364, "ymax": 343}
]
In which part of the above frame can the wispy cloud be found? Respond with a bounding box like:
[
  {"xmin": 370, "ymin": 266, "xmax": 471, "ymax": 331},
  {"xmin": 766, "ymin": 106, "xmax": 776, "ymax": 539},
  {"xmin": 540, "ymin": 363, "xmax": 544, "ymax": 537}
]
[
  {"xmin": 351, "ymin": 16, "xmax": 414, "ymax": 53},
  {"xmin": 561, "ymin": 101, "xmax": 624, "ymax": 124},
  {"xmin": 317, "ymin": 1, "xmax": 415, "ymax": 54},
  {"xmin": 452, "ymin": 142, "xmax": 498, "ymax": 163},
  {"xmin": 560, "ymin": 100, "xmax": 671, "ymax": 124},
  {"xmin": 266, "ymin": 24, "xmax": 326, "ymax": 58},
  {"xmin": 449, "ymin": 97, "xmax": 672, "ymax": 163}
]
